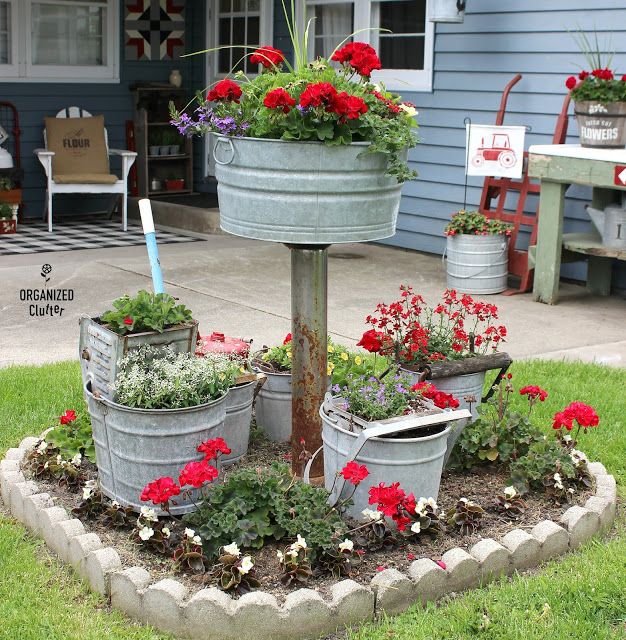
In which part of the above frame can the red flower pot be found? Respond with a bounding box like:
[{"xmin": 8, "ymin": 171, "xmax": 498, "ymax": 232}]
[{"xmin": 165, "ymin": 179, "xmax": 185, "ymax": 191}]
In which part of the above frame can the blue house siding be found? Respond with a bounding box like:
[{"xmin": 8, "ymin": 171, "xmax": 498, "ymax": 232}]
[
  {"xmin": 387, "ymin": 1, "xmax": 626, "ymax": 288},
  {"xmin": 6, "ymin": 1, "xmax": 205, "ymax": 219}
]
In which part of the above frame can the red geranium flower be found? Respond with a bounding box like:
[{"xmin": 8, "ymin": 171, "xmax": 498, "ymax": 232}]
[
  {"xmin": 519, "ymin": 385, "xmax": 548, "ymax": 402},
  {"xmin": 263, "ymin": 87, "xmax": 296, "ymax": 113},
  {"xmin": 340, "ymin": 460, "xmax": 369, "ymax": 486},
  {"xmin": 178, "ymin": 460, "xmax": 219, "ymax": 488},
  {"xmin": 331, "ymin": 92, "xmax": 368, "ymax": 120},
  {"xmin": 197, "ymin": 437, "xmax": 232, "ymax": 461},
  {"xmin": 412, "ymin": 382, "xmax": 459, "ymax": 410},
  {"xmin": 123, "ymin": 316, "xmax": 133, "ymax": 326},
  {"xmin": 283, "ymin": 332, "xmax": 292, "ymax": 344},
  {"xmin": 59, "ymin": 409, "xmax": 77, "ymax": 425},
  {"xmin": 579, "ymin": 70, "xmax": 590, "ymax": 80},
  {"xmin": 552, "ymin": 401, "xmax": 599, "ymax": 431},
  {"xmin": 331, "ymin": 42, "xmax": 381, "ymax": 78},
  {"xmin": 140, "ymin": 477, "xmax": 181, "ymax": 505},
  {"xmin": 207, "ymin": 79, "xmax": 242, "ymax": 103},
  {"xmin": 249, "ymin": 45, "xmax": 285, "ymax": 68},
  {"xmin": 299, "ymin": 82, "xmax": 338, "ymax": 109},
  {"xmin": 565, "ymin": 76, "xmax": 577, "ymax": 90},
  {"xmin": 356, "ymin": 329, "xmax": 383, "ymax": 353}
]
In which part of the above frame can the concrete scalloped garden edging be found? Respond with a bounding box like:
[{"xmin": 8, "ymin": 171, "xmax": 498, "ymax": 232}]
[{"xmin": 0, "ymin": 437, "xmax": 618, "ymax": 640}]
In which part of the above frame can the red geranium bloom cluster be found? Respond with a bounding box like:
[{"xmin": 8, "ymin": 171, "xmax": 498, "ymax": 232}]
[
  {"xmin": 332, "ymin": 92, "xmax": 368, "ymax": 120},
  {"xmin": 197, "ymin": 437, "xmax": 232, "ymax": 461},
  {"xmin": 371, "ymin": 91, "xmax": 401, "ymax": 114},
  {"xmin": 123, "ymin": 316, "xmax": 133, "ymax": 326},
  {"xmin": 263, "ymin": 87, "xmax": 296, "ymax": 113},
  {"xmin": 364, "ymin": 285, "xmax": 506, "ymax": 364},
  {"xmin": 207, "ymin": 79, "xmax": 242, "ymax": 103},
  {"xmin": 411, "ymin": 382, "xmax": 460, "ymax": 410},
  {"xmin": 140, "ymin": 476, "xmax": 181, "ymax": 506},
  {"xmin": 519, "ymin": 385, "xmax": 548, "ymax": 402},
  {"xmin": 552, "ymin": 402, "xmax": 599, "ymax": 431},
  {"xmin": 178, "ymin": 460, "xmax": 219, "ymax": 488},
  {"xmin": 299, "ymin": 82, "xmax": 368, "ymax": 121},
  {"xmin": 249, "ymin": 45, "xmax": 285, "ymax": 68},
  {"xmin": 565, "ymin": 68, "xmax": 626, "ymax": 91},
  {"xmin": 59, "ymin": 409, "xmax": 77, "ymax": 425},
  {"xmin": 368, "ymin": 482, "xmax": 416, "ymax": 531},
  {"xmin": 283, "ymin": 332, "xmax": 292, "ymax": 344},
  {"xmin": 340, "ymin": 460, "xmax": 369, "ymax": 486},
  {"xmin": 331, "ymin": 42, "xmax": 382, "ymax": 78},
  {"xmin": 356, "ymin": 328, "xmax": 384, "ymax": 353}
]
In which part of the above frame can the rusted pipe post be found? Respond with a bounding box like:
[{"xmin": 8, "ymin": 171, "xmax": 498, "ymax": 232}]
[{"xmin": 289, "ymin": 245, "xmax": 328, "ymax": 479}]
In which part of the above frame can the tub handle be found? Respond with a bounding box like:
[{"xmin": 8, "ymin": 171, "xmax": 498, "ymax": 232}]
[{"xmin": 213, "ymin": 137, "xmax": 235, "ymax": 166}]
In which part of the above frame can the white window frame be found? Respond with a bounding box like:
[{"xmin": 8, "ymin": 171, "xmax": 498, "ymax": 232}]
[
  {"xmin": 303, "ymin": 0, "xmax": 433, "ymax": 92},
  {"xmin": 0, "ymin": 0, "xmax": 19, "ymax": 77},
  {"xmin": 0, "ymin": 0, "xmax": 119, "ymax": 83}
]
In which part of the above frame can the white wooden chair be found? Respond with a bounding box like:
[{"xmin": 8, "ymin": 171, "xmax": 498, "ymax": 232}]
[{"xmin": 34, "ymin": 107, "xmax": 137, "ymax": 232}]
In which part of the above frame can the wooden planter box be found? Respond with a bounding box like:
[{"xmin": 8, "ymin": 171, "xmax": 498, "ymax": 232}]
[{"xmin": 0, "ymin": 189, "xmax": 22, "ymax": 205}]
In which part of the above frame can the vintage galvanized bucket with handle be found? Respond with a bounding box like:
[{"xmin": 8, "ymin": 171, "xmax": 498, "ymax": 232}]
[
  {"xmin": 310, "ymin": 394, "xmax": 471, "ymax": 519},
  {"xmin": 574, "ymin": 101, "xmax": 626, "ymax": 148},
  {"xmin": 221, "ymin": 379, "xmax": 256, "ymax": 464},
  {"xmin": 84, "ymin": 379, "xmax": 227, "ymax": 515},
  {"xmin": 213, "ymin": 135, "xmax": 405, "ymax": 244}
]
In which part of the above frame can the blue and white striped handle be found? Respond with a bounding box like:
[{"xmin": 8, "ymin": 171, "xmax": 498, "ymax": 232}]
[{"xmin": 138, "ymin": 198, "xmax": 164, "ymax": 294}]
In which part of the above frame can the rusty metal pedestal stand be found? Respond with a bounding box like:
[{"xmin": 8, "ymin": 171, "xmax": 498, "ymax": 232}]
[{"xmin": 287, "ymin": 245, "xmax": 329, "ymax": 480}]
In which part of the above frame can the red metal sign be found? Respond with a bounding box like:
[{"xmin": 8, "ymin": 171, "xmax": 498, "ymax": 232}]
[{"xmin": 615, "ymin": 165, "xmax": 626, "ymax": 186}]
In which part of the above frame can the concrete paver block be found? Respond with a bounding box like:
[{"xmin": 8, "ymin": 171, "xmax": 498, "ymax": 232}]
[
  {"xmin": 232, "ymin": 591, "xmax": 282, "ymax": 640},
  {"xmin": 50, "ymin": 518, "xmax": 86, "ymax": 562},
  {"xmin": 68, "ymin": 533, "xmax": 102, "ymax": 576},
  {"xmin": 142, "ymin": 579, "xmax": 188, "ymax": 635},
  {"xmin": 595, "ymin": 475, "xmax": 617, "ymax": 502},
  {"xmin": 9, "ymin": 480, "xmax": 39, "ymax": 522},
  {"xmin": 0, "ymin": 459, "xmax": 20, "ymax": 472},
  {"xmin": 40, "ymin": 506, "xmax": 71, "ymax": 549},
  {"xmin": 282, "ymin": 589, "xmax": 333, "ymax": 639},
  {"xmin": 0, "ymin": 470, "xmax": 25, "ymax": 503},
  {"xmin": 587, "ymin": 461, "xmax": 607, "ymax": 478},
  {"xmin": 501, "ymin": 529, "xmax": 541, "ymax": 570},
  {"xmin": 585, "ymin": 496, "xmax": 615, "ymax": 533},
  {"xmin": 441, "ymin": 548, "xmax": 480, "ymax": 591},
  {"xmin": 185, "ymin": 587, "xmax": 235, "ymax": 640},
  {"xmin": 19, "ymin": 436, "xmax": 40, "ymax": 452},
  {"xmin": 469, "ymin": 538, "xmax": 511, "ymax": 579},
  {"xmin": 531, "ymin": 520, "xmax": 570, "ymax": 562},
  {"xmin": 408, "ymin": 558, "xmax": 448, "ymax": 604},
  {"xmin": 4, "ymin": 448, "xmax": 25, "ymax": 461},
  {"xmin": 370, "ymin": 568, "xmax": 414, "ymax": 615},
  {"xmin": 85, "ymin": 547, "xmax": 122, "ymax": 595},
  {"xmin": 23, "ymin": 492, "xmax": 54, "ymax": 534},
  {"xmin": 111, "ymin": 567, "xmax": 151, "ymax": 620},
  {"xmin": 330, "ymin": 579, "xmax": 375, "ymax": 627},
  {"xmin": 560, "ymin": 506, "xmax": 600, "ymax": 548}
]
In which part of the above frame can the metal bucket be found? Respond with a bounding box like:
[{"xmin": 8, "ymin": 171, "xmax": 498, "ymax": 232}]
[
  {"xmin": 213, "ymin": 135, "xmax": 405, "ymax": 244},
  {"xmin": 446, "ymin": 234, "xmax": 508, "ymax": 295},
  {"xmin": 78, "ymin": 316, "xmax": 199, "ymax": 401},
  {"xmin": 221, "ymin": 380, "xmax": 255, "ymax": 465},
  {"xmin": 320, "ymin": 401, "xmax": 451, "ymax": 519},
  {"xmin": 84, "ymin": 382, "xmax": 227, "ymax": 515},
  {"xmin": 400, "ymin": 368, "xmax": 485, "ymax": 461},
  {"xmin": 253, "ymin": 370, "xmax": 292, "ymax": 443},
  {"xmin": 575, "ymin": 101, "xmax": 626, "ymax": 149},
  {"xmin": 428, "ymin": 0, "xmax": 465, "ymax": 22}
]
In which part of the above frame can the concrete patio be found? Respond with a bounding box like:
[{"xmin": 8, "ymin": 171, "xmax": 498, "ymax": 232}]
[{"xmin": 0, "ymin": 233, "xmax": 625, "ymax": 368}]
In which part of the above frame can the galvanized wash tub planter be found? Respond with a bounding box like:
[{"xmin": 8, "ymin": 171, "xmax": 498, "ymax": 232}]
[
  {"xmin": 574, "ymin": 101, "xmax": 626, "ymax": 148},
  {"xmin": 84, "ymin": 381, "xmax": 227, "ymax": 515},
  {"xmin": 445, "ymin": 234, "xmax": 509, "ymax": 295},
  {"xmin": 79, "ymin": 316, "xmax": 199, "ymax": 401},
  {"xmin": 252, "ymin": 367, "xmax": 292, "ymax": 443},
  {"xmin": 318, "ymin": 395, "xmax": 470, "ymax": 519},
  {"xmin": 213, "ymin": 135, "xmax": 405, "ymax": 244},
  {"xmin": 221, "ymin": 380, "xmax": 255, "ymax": 464}
]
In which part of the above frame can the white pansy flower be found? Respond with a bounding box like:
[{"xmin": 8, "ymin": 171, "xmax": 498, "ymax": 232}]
[
  {"xmin": 290, "ymin": 534, "xmax": 307, "ymax": 551},
  {"xmin": 562, "ymin": 434, "xmax": 572, "ymax": 443},
  {"xmin": 570, "ymin": 449, "xmax": 588, "ymax": 465},
  {"xmin": 567, "ymin": 487, "xmax": 575, "ymax": 494},
  {"xmin": 139, "ymin": 526, "xmax": 154, "ymax": 541},
  {"xmin": 399, "ymin": 103, "xmax": 418, "ymax": 117},
  {"xmin": 362, "ymin": 508, "xmax": 383, "ymax": 521},
  {"xmin": 184, "ymin": 528, "xmax": 196, "ymax": 539},
  {"xmin": 192, "ymin": 535, "xmax": 202, "ymax": 545},
  {"xmin": 71, "ymin": 453, "xmax": 82, "ymax": 467},
  {"xmin": 82, "ymin": 486, "xmax": 94, "ymax": 501},
  {"xmin": 459, "ymin": 497, "xmax": 469, "ymax": 504},
  {"xmin": 553, "ymin": 472, "xmax": 564, "ymax": 490},
  {"xmin": 277, "ymin": 550, "xmax": 285, "ymax": 562},
  {"xmin": 223, "ymin": 542, "xmax": 241, "ymax": 556},
  {"xmin": 503, "ymin": 486, "xmax": 517, "ymax": 500},
  {"xmin": 410, "ymin": 521, "xmax": 421, "ymax": 534},
  {"xmin": 162, "ymin": 527, "xmax": 171, "ymax": 538},
  {"xmin": 36, "ymin": 441, "xmax": 48, "ymax": 454},
  {"xmin": 427, "ymin": 497, "xmax": 438, "ymax": 509},
  {"xmin": 56, "ymin": 454, "xmax": 63, "ymax": 465},
  {"xmin": 338, "ymin": 539, "xmax": 354, "ymax": 553},
  {"xmin": 286, "ymin": 549, "xmax": 298, "ymax": 559},
  {"xmin": 239, "ymin": 556, "xmax": 254, "ymax": 574},
  {"xmin": 111, "ymin": 501, "xmax": 120, "ymax": 508},
  {"xmin": 140, "ymin": 506, "xmax": 158, "ymax": 522}
]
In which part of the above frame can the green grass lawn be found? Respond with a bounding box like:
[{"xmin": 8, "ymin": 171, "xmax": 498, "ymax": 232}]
[{"xmin": 0, "ymin": 360, "xmax": 624, "ymax": 640}]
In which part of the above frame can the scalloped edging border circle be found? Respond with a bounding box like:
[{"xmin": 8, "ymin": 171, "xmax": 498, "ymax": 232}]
[{"xmin": 0, "ymin": 437, "xmax": 617, "ymax": 640}]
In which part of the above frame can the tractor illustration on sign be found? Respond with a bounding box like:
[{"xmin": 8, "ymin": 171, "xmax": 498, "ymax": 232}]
[{"xmin": 471, "ymin": 133, "xmax": 517, "ymax": 168}]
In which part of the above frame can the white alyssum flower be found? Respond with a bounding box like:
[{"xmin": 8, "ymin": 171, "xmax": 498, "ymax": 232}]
[
  {"xmin": 239, "ymin": 556, "xmax": 254, "ymax": 575},
  {"xmin": 70, "ymin": 453, "xmax": 82, "ymax": 467},
  {"xmin": 338, "ymin": 539, "xmax": 354, "ymax": 553},
  {"xmin": 184, "ymin": 528, "xmax": 196, "ymax": 539},
  {"xmin": 140, "ymin": 506, "xmax": 158, "ymax": 522},
  {"xmin": 290, "ymin": 534, "xmax": 307, "ymax": 551},
  {"xmin": 276, "ymin": 550, "xmax": 285, "ymax": 562},
  {"xmin": 139, "ymin": 526, "xmax": 154, "ymax": 541},
  {"xmin": 223, "ymin": 542, "xmax": 241, "ymax": 556},
  {"xmin": 192, "ymin": 535, "xmax": 202, "ymax": 546},
  {"xmin": 361, "ymin": 508, "xmax": 383, "ymax": 521},
  {"xmin": 410, "ymin": 521, "xmax": 421, "ymax": 534},
  {"xmin": 503, "ymin": 486, "xmax": 517, "ymax": 500},
  {"xmin": 553, "ymin": 473, "xmax": 564, "ymax": 490},
  {"xmin": 162, "ymin": 527, "xmax": 171, "ymax": 538}
]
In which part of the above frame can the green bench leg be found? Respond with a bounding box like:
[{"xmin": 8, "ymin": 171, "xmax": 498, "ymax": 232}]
[
  {"xmin": 587, "ymin": 256, "xmax": 612, "ymax": 295},
  {"xmin": 533, "ymin": 180, "xmax": 566, "ymax": 304}
]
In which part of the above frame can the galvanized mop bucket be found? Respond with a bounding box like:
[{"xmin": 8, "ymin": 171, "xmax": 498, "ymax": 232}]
[
  {"xmin": 317, "ymin": 395, "xmax": 470, "ymax": 519},
  {"xmin": 84, "ymin": 381, "xmax": 227, "ymax": 514},
  {"xmin": 445, "ymin": 234, "xmax": 509, "ymax": 295},
  {"xmin": 213, "ymin": 135, "xmax": 405, "ymax": 244}
]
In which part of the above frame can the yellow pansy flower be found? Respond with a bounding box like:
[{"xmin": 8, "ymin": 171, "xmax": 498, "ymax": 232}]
[
  {"xmin": 354, "ymin": 355, "xmax": 362, "ymax": 365},
  {"xmin": 340, "ymin": 352, "xmax": 349, "ymax": 361},
  {"xmin": 327, "ymin": 344, "xmax": 335, "ymax": 353},
  {"xmin": 286, "ymin": 351, "xmax": 292, "ymax": 358}
]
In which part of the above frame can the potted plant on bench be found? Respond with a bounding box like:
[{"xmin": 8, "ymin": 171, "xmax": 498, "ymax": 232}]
[{"xmin": 165, "ymin": 175, "xmax": 185, "ymax": 191}]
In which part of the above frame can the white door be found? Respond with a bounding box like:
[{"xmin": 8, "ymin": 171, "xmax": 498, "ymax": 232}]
[{"xmin": 205, "ymin": 0, "xmax": 272, "ymax": 177}]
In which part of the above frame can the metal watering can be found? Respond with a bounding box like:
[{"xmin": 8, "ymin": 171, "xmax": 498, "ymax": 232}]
[{"xmin": 586, "ymin": 195, "xmax": 626, "ymax": 250}]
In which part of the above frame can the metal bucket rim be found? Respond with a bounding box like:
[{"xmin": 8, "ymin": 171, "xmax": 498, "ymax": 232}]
[
  {"xmin": 85, "ymin": 316, "xmax": 198, "ymax": 338},
  {"xmin": 214, "ymin": 133, "xmax": 373, "ymax": 148},
  {"xmin": 320, "ymin": 404, "xmax": 451, "ymax": 444},
  {"xmin": 230, "ymin": 379, "xmax": 257, "ymax": 390},
  {"xmin": 84, "ymin": 381, "xmax": 229, "ymax": 414}
]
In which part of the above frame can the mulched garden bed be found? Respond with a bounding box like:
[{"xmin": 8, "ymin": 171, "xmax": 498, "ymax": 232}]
[{"xmin": 25, "ymin": 427, "xmax": 592, "ymax": 604}]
